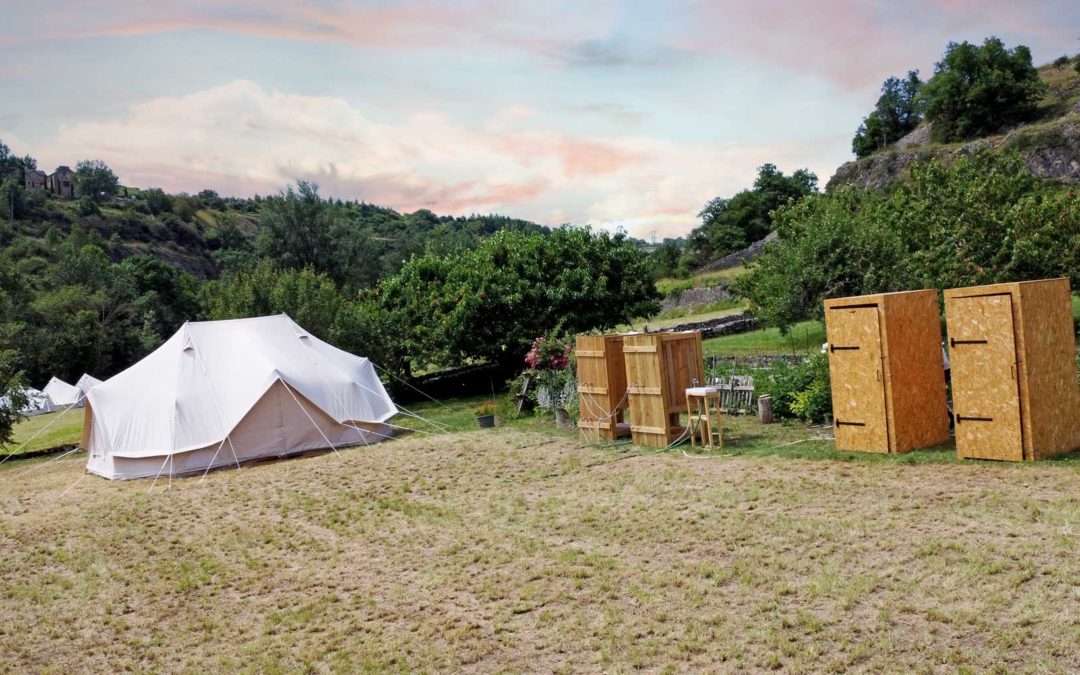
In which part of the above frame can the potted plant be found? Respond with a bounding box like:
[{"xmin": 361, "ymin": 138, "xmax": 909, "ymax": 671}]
[
  {"xmin": 523, "ymin": 333, "xmax": 577, "ymax": 429},
  {"xmin": 474, "ymin": 402, "xmax": 496, "ymax": 428}
]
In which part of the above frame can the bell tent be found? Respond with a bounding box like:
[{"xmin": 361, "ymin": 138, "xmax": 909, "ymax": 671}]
[
  {"xmin": 83, "ymin": 314, "xmax": 398, "ymax": 480},
  {"xmin": 0, "ymin": 386, "xmax": 52, "ymax": 416},
  {"xmin": 43, "ymin": 377, "xmax": 83, "ymax": 408},
  {"xmin": 76, "ymin": 373, "xmax": 103, "ymax": 396}
]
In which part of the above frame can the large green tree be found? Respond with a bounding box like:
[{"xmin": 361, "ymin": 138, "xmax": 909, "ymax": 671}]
[
  {"xmin": 377, "ymin": 227, "xmax": 661, "ymax": 372},
  {"xmin": 75, "ymin": 160, "xmax": 120, "ymax": 202},
  {"xmin": 852, "ymin": 71, "xmax": 923, "ymax": 158},
  {"xmin": 685, "ymin": 164, "xmax": 817, "ymax": 266},
  {"xmin": 920, "ymin": 37, "xmax": 1046, "ymax": 142}
]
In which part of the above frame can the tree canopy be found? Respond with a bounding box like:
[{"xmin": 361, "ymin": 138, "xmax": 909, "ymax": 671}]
[
  {"xmin": 852, "ymin": 71, "xmax": 923, "ymax": 158},
  {"xmin": 920, "ymin": 37, "xmax": 1046, "ymax": 142},
  {"xmin": 684, "ymin": 164, "xmax": 817, "ymax": 267},
  {"xmin": 738, "ymin": 151, "xmax": 1080, "ymax": 331},
  {"xmin": 376, "ymin": 227, "xmax": 661, "ymax": 372},
  {"xmin": 75, "ymin": 160, "xmax": 119, "ymax": 202}
]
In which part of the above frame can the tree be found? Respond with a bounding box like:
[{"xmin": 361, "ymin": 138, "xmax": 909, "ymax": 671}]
[
  {"xmin": 75, "ymin": 160, "xmax": 119, "ymax": 202},
  {"xmin": 0, "ymin": 179, "xmax": 23, "ymax": 223},
  {"xmin": 377, "ymin": 227, "xmax": 660, "ymax": 372},
  {"xmin": 852, "ymin": 71, "xmax": 923, "ymax": 158},
  {"xmin": 0, "ymin": 348, "xmax": 27, "ymax": 445},
  {"xmin": 203, "ymin": 260, "xmax": 345, "ymax": 340},
  {"xmin": 919, "ymin": 37, "xmax": 1046, "ymax": 142},
  {"xmin": 737, "ymin": 151, "xmax": 1080, "ymax": 331},
  {"xmin": 685, "ymin": 164, "xmax": 818, "ymax": 266},
  {"xmin": 255, "ymin": 181, "xmax": 343, "ymax": 283},
  {"xmin": 142, "ymin": 188, "xmax": 172, "ymax": 215}
]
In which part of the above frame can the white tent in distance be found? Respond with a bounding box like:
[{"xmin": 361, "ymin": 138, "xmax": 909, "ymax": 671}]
[
  {"xmin": 83, "ymin": 314, "xmax": 398, "ymax": 480},
  {"xmin": 43, "ymin": 377, "xmax": 82, "ymax": 408}
]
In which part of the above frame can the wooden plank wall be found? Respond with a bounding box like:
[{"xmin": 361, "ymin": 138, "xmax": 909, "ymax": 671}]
[
  {"xmin": 624, "ymin": 332, "xmax": 704, "ymax": 447},
  {"xmin": 576, "ymin": 334, "xmax": 629, "ymax": 441},
  {"xmin": 624, "ymin": 334, "xmax": 668, "ymax": 447}
]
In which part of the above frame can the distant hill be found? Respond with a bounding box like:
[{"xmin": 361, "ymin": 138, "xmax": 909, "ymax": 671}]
[
  {"xmin": 829, "ymin": 62, "xmax": 1080, "ymax": 191},
  {"xmin": 5, "ymin": 188, "xmax": 546, "ymax": 281}
]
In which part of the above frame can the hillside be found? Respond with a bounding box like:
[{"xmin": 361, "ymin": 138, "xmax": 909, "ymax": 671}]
[
  {"xmin": 829, "ymin": 62, "xmax": 1080, "ymax": 191},
  {"xmin": 4, "ymin": 188, "xmax": 545, "ymax": 281}
]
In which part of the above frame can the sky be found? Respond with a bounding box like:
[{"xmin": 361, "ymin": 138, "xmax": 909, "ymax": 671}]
[{"xmin": 1, "ymin": 1, "xmax": 1076, "ymax": 239}]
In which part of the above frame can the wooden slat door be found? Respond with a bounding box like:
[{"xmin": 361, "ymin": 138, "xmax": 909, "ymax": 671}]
[
  {"xmin": 827, "ymin": 306, "xmax": 889, "ymax": 452},
  {"xmin": 948, "ymin": 295, "xmax": 1023, "ymax": 461}
]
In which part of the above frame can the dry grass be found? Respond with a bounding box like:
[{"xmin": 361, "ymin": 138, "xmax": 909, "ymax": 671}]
[{"xmin": 3, "ymin": 423, "xmax": 1080, "ymax": 672}]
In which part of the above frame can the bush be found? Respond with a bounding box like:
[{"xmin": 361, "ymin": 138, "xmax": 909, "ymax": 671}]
[
  {"xmin": 920, "ymin": 37, "xmax": 1046, "ymax": 142},
  {"xmin": 76, "ymin": 196, "xmax": 100, "ymax": 217},
  {"xmin": 758, "ymin": 352, "xmax": 832, "ymax": 423}
]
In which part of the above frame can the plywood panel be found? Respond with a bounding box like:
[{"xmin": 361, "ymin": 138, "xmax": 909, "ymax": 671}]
[
  {"xmin": 946, "ymin": 294, "xmax": 1023, "ymax": 461},
  {"xmin": 1017, "ymin": 279, "xmax": 1080, "ymax": 459},
  {"xmin": 826, "ymin": 304, "xmax": 889, "ymax": 452},
  {"xmin": 880, "ymin": 291, "xmax": 950, "ymax": 452}
]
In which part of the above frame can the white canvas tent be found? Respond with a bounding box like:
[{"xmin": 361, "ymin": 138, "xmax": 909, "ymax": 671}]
[
  {"xmin": 84, "ymin": 314, "xmax": 398, "ymax": 480},
  {"xmin": 43, "ymin": 377, "xmax": 84, "ymax": 408},
  {"xmin": 0, "ymin": 386, "xmax": 52, "ymax": 416},
  {"xmin": 76, "ymin": 373, "xmax": 103, "ymax": 396}
]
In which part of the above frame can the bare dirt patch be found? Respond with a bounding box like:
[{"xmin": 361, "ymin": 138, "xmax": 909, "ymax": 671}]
[{"xmin": 3, "ymin": 429, "xmax": 1080, "ymax": 672}]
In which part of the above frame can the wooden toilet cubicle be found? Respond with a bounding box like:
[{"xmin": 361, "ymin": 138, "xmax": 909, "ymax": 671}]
[
  {"xmin": 824, "ymin": 290, "xmax": 951, "ymax": 453},
  {"xmin": 623, "ymin": 331, "xmax": 704, "ymax": 448},
  {"xmin": 944, "ymin": 278, "xmax": 1080, "ymax": 461},
  {"xmin": 575, "ymin": 333, "xmax": 631, "ymax": 442}
]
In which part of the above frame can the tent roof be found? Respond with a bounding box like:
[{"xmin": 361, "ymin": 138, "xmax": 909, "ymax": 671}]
[
  {"xmin": 76, "ymin": 373, "xmax": 103, "ymax": 393},
  {"xmin": 43, "ymin": 377, "xmax": 81, "ymax": 406},
  {"xmin": 86, "ymin": 314, "xmax": 397, "ymax": 458}
]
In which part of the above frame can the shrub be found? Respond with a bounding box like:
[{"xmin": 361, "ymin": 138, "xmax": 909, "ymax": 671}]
[
  {"xmin": 76, "ymin": 196, "xmax": 100, "ymax": 217},
  {"xmin": 758, "ymin": 352, "xmax": 832, "ymax": 423}
]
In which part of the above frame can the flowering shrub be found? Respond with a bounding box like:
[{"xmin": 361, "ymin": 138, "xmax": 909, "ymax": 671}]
[
  {"xmin": 524, "ymin": 336, "xmax": 572, "ymax": 371},
  {"xmin": 520, "ymin": 333, "xmax": 578, "ymax": 417}
]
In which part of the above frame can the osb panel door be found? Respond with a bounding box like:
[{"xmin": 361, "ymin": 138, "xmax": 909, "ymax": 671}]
[
  {"xmin": 949, "ymin": 295, "xmax": 1023, "ymax": 461},
  {"xmin": 827, "ymin": 306, "xmax": 889, "ymax": 452}
]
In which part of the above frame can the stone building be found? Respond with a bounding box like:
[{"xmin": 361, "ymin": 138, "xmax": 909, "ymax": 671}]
[
  {"xmin": 24, "ymin": 168, "xmax": 46, "ymax": 191},
  {"xmin": 46, "ymin": 166, "xmax": 76, "ymax": 199}
]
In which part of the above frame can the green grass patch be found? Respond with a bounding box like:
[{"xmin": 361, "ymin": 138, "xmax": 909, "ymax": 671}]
[
  {"xmin": 703, "ymin": 320, "xmax": 825, "ymax": 357},
  {"xmin": 2, "ymin": 409, "xmax": 84, "ymax": 458},
  {"xmin": 655, "ymin": 266, "xmax": 746, "ymax": 296}
]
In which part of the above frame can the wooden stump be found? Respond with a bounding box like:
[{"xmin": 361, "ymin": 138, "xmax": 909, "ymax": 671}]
[{"xmin": 757, "ymin": 395, "xmax": 775, "ymax": 424}]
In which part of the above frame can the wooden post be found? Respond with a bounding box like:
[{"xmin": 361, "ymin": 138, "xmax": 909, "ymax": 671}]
[{"xmin": 757, "ymin": 395, "xmax": 775, "ymax": 424}]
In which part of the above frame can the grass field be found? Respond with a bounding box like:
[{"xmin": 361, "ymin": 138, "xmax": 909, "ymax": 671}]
[
  {"xmin": 1, "ymin": 409, "xmax": 84, "ymax": 458},
  {"xmin": 703, "ymin": 319, "xmax": 826, "ymax": 357},
  {"xmin": 5, "ymin": 415, "xmax": 1080, "ymax": 671}
]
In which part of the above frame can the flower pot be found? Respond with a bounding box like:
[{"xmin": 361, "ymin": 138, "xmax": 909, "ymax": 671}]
[
  {"xmin": 476, "ymin": 414, "xmax": 495, "ymax": 428},
  {"xmin": 554, "ymin": 407, "xmax": 573, "ymax": 429}
]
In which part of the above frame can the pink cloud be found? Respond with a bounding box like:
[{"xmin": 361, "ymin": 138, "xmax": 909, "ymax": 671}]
[
  {"xmin": 683, "ymin": 0, "xmax": 924, "ymax": 91},
  {"xmin": 37, "ymin": 80, "xmax": 845, "ymax": 239}
]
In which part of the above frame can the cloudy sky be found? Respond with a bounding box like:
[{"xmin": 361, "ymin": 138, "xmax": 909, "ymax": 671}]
[{"xmin": 1, "ymin": 1, "xmax": 1076, "ymax": 238}]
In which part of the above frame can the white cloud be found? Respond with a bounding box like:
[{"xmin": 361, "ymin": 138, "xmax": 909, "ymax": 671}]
[{"xmin": 40, "ymin": 80, "xmax": 844, "ymax": 238}]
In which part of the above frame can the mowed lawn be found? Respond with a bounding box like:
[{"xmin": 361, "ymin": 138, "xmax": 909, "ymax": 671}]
[
  {"xmin": 4, "ymin": 418, "xmax": 1080, "ymax": 672},
  {"xmin": 2, "ymin": 409, "xmax": 84, "ymax": 458}
]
